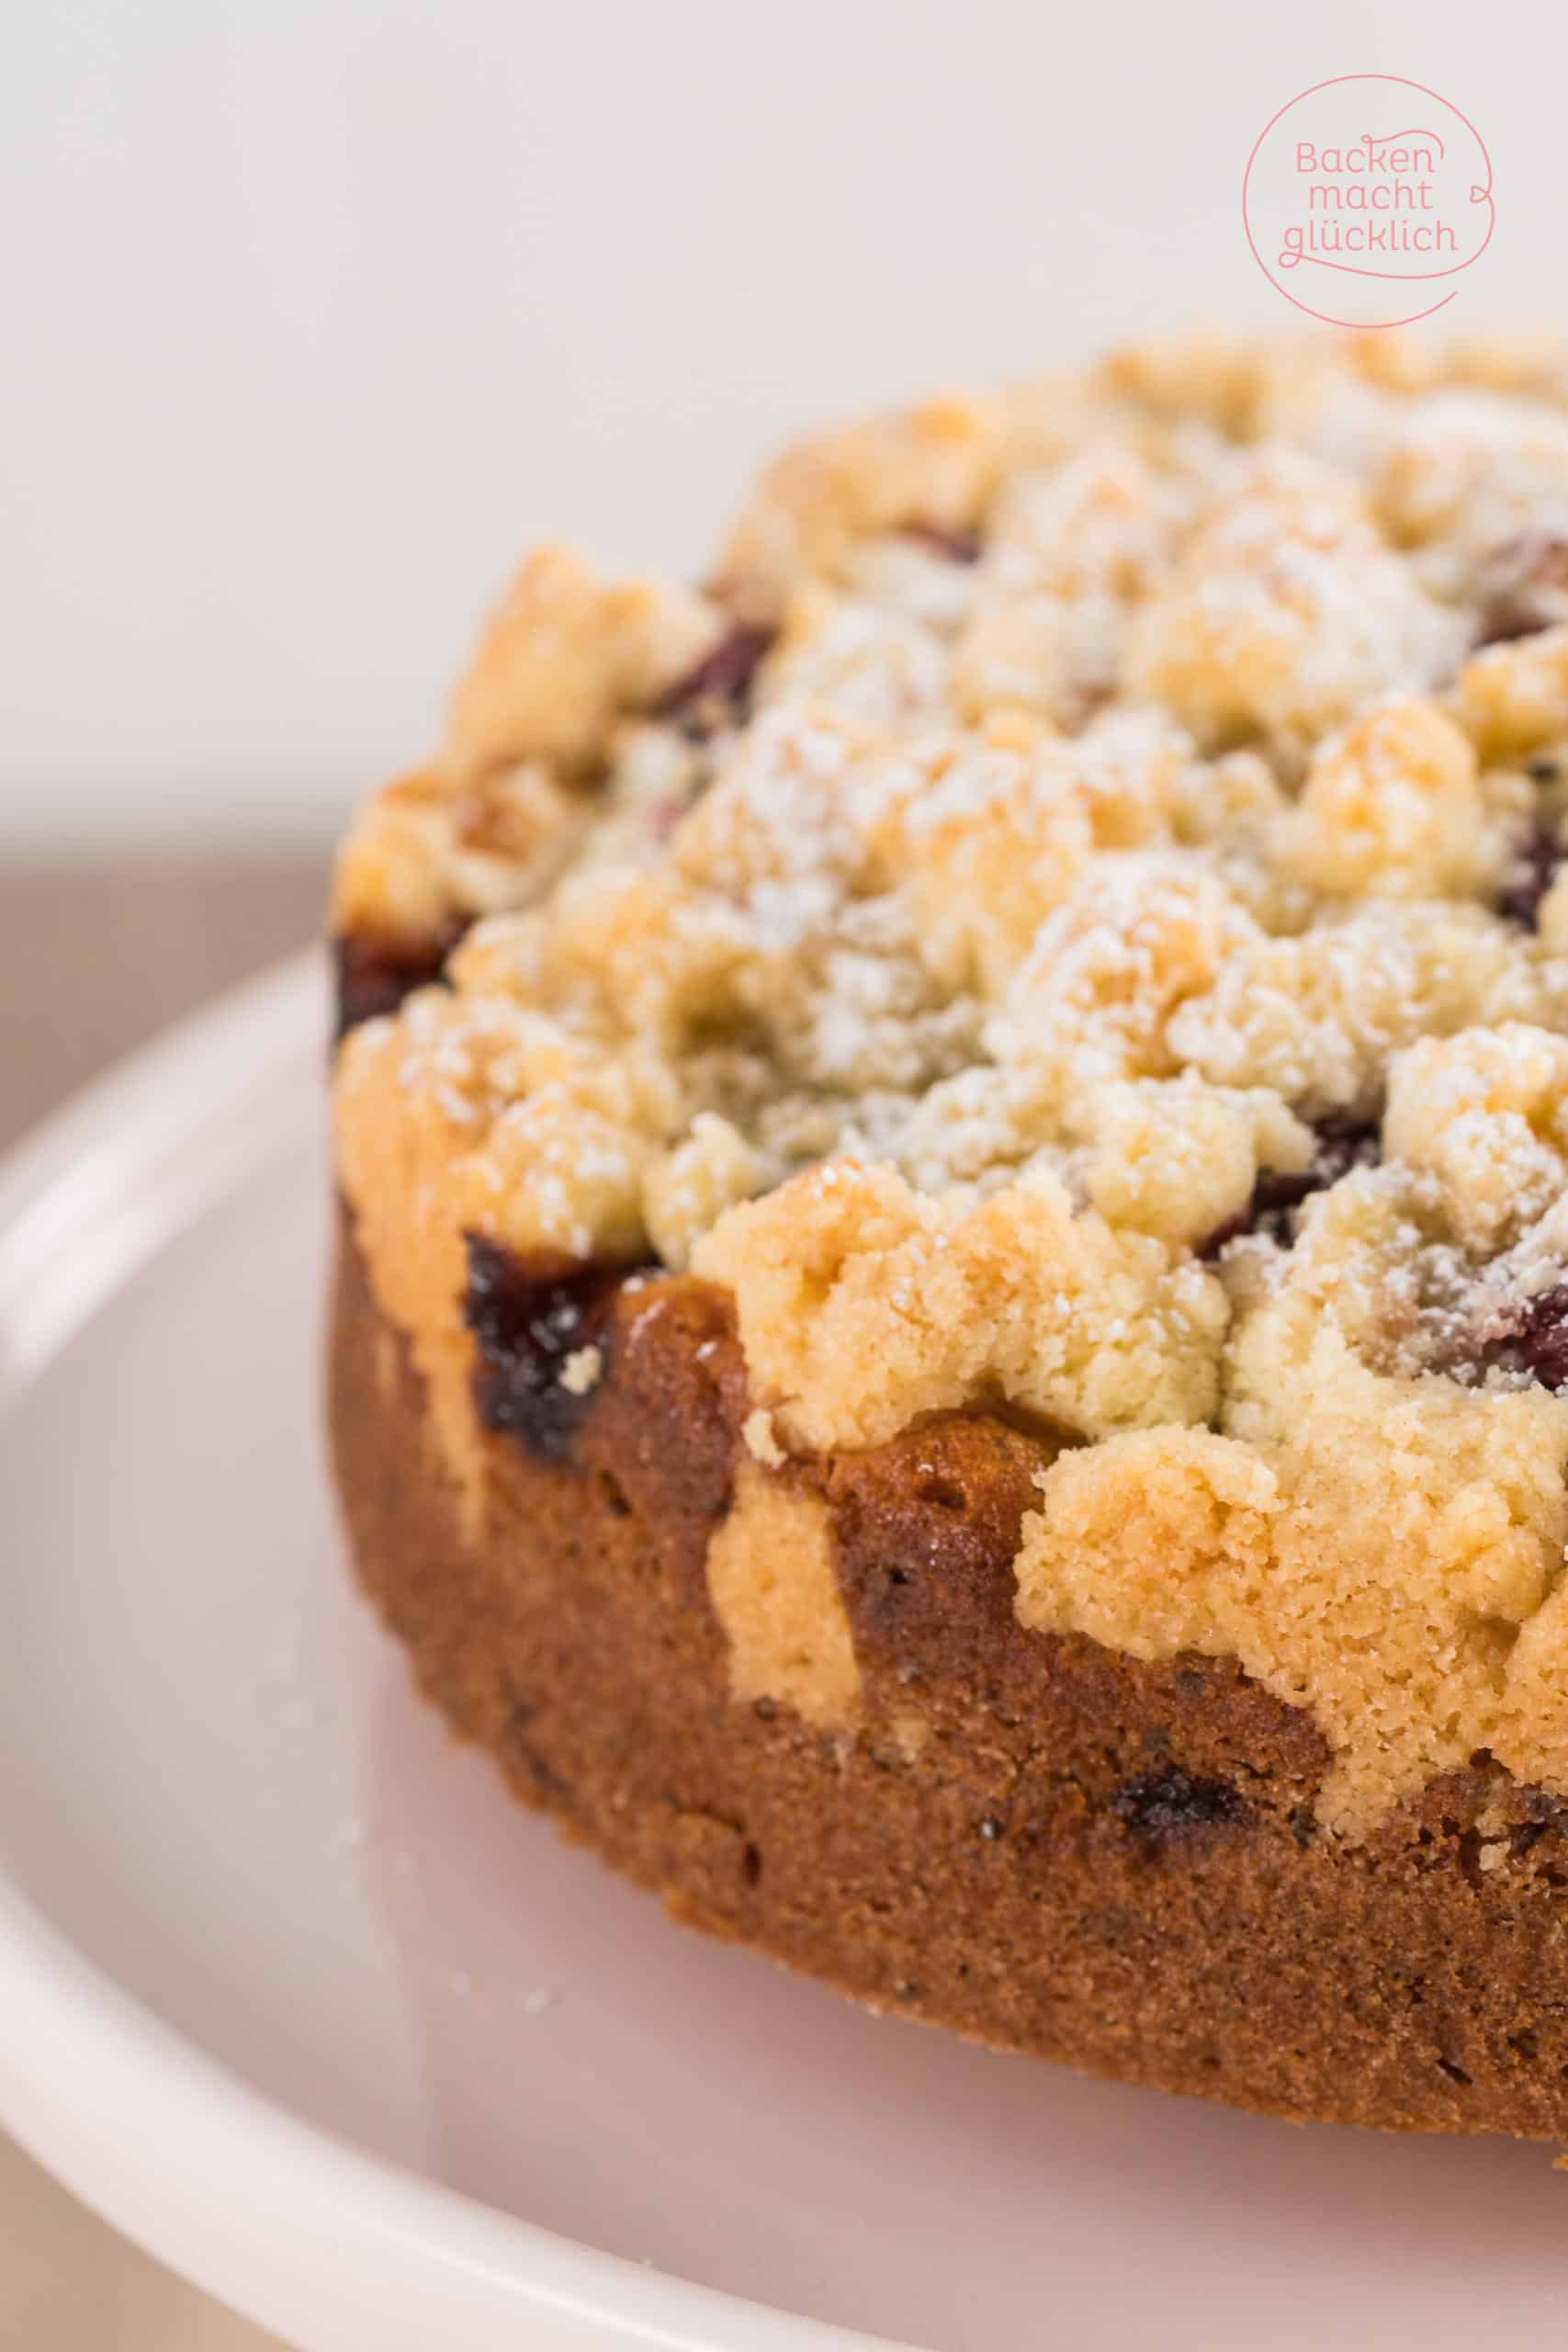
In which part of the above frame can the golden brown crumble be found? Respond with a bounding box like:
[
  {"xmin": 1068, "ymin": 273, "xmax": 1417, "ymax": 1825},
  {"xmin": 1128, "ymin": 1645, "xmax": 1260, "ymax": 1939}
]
[{"xmin": 334, "ymin": 328, "xmax": 1568, "ymax": 1832}]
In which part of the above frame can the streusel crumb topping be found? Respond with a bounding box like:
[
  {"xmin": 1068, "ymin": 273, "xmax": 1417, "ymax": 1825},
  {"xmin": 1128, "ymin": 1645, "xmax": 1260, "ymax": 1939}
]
[{"xmin": 334, "ymin": 330, "xmax": 1568, "ymax": 1832}]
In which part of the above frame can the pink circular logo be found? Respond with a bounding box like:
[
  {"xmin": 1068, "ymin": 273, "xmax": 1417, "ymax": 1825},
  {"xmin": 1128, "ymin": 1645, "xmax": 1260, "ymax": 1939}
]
[{"xmin": 1243, "ymin": 74, "xmax": 1494, "ymax": 328}]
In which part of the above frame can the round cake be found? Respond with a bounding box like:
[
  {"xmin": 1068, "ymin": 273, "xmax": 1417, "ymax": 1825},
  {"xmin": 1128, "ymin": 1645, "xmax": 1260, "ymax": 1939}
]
[{"xmin": 329, "ymin": 329, "xmax": 1568, "ymax": 2136}]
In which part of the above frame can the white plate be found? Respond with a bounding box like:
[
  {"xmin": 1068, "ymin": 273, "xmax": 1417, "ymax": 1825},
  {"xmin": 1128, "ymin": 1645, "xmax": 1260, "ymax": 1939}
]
[{"xmin": 3, "ymin": 953, "xmax": 1568, "ymax": 2352}]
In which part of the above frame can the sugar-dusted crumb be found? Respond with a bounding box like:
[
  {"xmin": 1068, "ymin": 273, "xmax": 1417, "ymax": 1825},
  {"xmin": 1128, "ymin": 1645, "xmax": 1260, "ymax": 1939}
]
[
  {"xmin": 694, "ymin": 1159, "xmax": 1225, "ymax": 1453},
  {"xmin": 335, "ymin": 328, "xmax": 1568, "ymax": 1832}
]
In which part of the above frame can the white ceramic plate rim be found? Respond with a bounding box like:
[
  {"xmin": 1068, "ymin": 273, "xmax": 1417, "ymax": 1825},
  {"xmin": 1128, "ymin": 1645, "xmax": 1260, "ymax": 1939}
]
[{"xmin": 0, "ymin": 951, "xmax": 900, "ymax": 2352}]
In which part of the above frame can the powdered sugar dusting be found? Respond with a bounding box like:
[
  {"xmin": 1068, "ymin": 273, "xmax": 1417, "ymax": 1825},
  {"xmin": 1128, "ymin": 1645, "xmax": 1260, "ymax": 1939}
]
[{"xmin": 334, "ymin": 329, "xmax": 1568, "ymax": 1834}]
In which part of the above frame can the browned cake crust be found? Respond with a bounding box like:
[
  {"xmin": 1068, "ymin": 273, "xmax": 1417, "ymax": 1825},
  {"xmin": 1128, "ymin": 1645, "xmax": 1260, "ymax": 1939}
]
[{"xmin": 331, "ymin": 1213, "xmax": 1568, "ymax": 2138}]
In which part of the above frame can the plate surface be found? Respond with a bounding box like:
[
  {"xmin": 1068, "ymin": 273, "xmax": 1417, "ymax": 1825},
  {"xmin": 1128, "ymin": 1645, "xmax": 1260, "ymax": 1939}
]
[{"xmin": 2, "ymin": 953, "xmax": 1567, "ymax": 2352}]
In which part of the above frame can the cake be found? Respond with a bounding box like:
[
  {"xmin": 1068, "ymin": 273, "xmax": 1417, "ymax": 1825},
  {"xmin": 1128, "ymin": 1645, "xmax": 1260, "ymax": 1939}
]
[{"xmin": 329, "ymin": 329, "xmax": 1568, "ymax": 2135}]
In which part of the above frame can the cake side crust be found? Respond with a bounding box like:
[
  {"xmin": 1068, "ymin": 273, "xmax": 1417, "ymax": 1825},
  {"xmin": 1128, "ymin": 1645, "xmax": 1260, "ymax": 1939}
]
[{"xmin": 330, "ymin": 1213, "xmax": 1568, "ymax": 2139}]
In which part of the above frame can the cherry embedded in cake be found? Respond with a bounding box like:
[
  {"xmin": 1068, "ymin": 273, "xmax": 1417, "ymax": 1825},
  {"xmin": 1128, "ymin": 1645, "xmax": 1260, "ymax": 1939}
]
[{"xmin": 329, "ymin": 329, "xmax": 1568, "ymax": 2137}]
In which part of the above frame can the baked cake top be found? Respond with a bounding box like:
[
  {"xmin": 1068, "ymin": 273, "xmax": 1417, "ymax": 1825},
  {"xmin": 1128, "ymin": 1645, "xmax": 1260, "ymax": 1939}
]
[{"xmin": 333, "ymin": 328, "xmax": 1568, "ymax": 1834}]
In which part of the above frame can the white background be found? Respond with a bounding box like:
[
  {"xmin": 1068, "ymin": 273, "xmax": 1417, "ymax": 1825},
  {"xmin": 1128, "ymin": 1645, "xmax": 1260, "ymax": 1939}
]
[{"xmin": 1, "ymin": 0, "xmax": 1560, "ymax": 849}]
